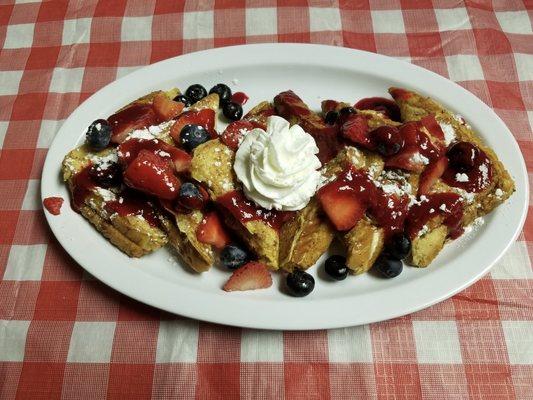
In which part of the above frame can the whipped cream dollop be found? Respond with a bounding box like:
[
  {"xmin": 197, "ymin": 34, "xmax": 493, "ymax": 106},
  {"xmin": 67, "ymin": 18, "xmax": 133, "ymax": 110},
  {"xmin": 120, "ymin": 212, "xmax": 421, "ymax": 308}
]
[{"xmin": 234, "ymin": 116, "xmax": 321, "ymax": 211}]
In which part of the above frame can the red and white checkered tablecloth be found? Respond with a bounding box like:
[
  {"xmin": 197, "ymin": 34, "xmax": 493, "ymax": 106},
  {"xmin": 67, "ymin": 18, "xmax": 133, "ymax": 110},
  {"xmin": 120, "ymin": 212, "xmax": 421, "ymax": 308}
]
[{"xmin": 0, "ymin": 0, "xmax": 532, "ymax": 399}]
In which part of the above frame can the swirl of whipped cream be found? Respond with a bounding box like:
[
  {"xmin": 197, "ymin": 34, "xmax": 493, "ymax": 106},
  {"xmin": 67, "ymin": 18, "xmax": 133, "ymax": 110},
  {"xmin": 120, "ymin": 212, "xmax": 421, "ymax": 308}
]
[{"xmin": 234, "ymin": 116, "xmax": 322, "ymax": 211}]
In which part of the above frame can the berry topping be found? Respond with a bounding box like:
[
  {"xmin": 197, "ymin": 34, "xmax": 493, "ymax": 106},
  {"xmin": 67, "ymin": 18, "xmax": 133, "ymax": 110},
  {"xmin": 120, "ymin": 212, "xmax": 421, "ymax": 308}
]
[
  {"xmin": 341, "ymin": 114, "xmax": 371, "ymax": 148},
  {"xmin": 317, "ymin": 174, "xmax": 366, "ymax": 231},
  {"xmin": 231, "ymin": 92, "xmax": 249, "ymax": 105},
  {"xmin": 108, "ymin": 103, "xmax": 158, "ymax": 144},
  {"xmin": 355, "ymin": 97, "xmax": 401, "ymax": 122},
  {"xmin": 286, "ymin": 269, "xmax": 315, "ymax": 297},
  {"xmin": 420, "ymin": 114, "xmax": 444, "ymax": 141},
  {"xmin": 152, "ymin": 93, "xmax": 184, "ymax": 121},
  {"xmin": 385, "ymin": 232, "xmax": 411, "ymax": 260},
  {"xmin": 43, "ymin": 196, "xmax": 64, "ymax": 216},
  {"xmin": 176, "ymin": 182, "xmax": 208, "ymax": 210},
  {"xmin": 447, "ymin": 142, "xmax": 479, "ymax": 172},
  {"xmin": 170, "ymin": 109, "xmax": 216, "ymax": 142},
  {"xmin": 173, "ymin": 94, "xmax": 192, "ymax": 107},
  {"xmin": 442, "ymin": 142, "xmax": 492, "ymax": 193},
  {"xmin": 117, "ymin": 138, "xmax": 192, "ymax": 173},
  {"xmin": 370, "ymin": 126, "xmax": 404, "ymax": 156},
  {"xmin": 220, "ymin": 244, "xmax": 249, "ymax": 270},
  {"xmin": 374, "ymin": 254, "xmax": 403, "ymax": 278},
  {"xmin": 86, "ymin": 119, "xmax": 112, "ymax": 150},
  {"xmin": 179, "ymin": 124, "xmax": 210, "ymax": 152},
  {"xmin": 325, "ymin": 255, "xmax": 348, "ymax": 280},
  {"xmin": 209, "ymin": 83, "xmax": 232, "ymax": 104},
  {"xmin": 123, "ymin": 149, "xmax": 180, "ymax": 200},
  {"xmin": 220, "ymin": 120, "xmax": 255, "ymax": 151},
  {"xmin": 338, "ymin": 106, "xmax": 357, "ymax": 124},
  {"xmin": 222, "ymin": 101, "xmax": 243, "ymax": 121},
  {"xmin": 185, "ymin": 84, "xmax": 207, "ymax": 103},
  {"xmin": 196, "ymin": 211, "xmax": 231, "ymax": 249},
  {"xmin": 324, "ymin": 110, "xmax": 338, "ymax": 125},
  {"xmin": 417, "ymin": 156, "xmax": 448, "ymax": 195},
  {"xmin": 89, "ymin": 162, "xmax": 122, "ymax": 188},
  {"xmin": 223, "ymin": 261, "xmax": 272, "ymax": 292}
]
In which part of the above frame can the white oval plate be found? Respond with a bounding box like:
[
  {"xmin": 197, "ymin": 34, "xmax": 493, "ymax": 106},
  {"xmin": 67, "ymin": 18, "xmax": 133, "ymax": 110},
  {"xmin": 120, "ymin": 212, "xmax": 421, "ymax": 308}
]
[{"xmin": 42, "ymin": 44, "xmax": 528, "ymax": 330}]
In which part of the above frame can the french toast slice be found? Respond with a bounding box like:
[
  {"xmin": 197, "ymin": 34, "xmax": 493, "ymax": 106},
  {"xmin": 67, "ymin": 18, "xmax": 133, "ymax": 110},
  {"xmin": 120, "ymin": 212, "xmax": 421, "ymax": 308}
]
[
  {"xmin": 190, "ymin": 138, "xmax": 280, "ymax": 269},
  {"xmin": 62, "ymin": 145, "xmax": 168, "ymax": 257},
  {"xmin": 389, "ymin": 87, "xmax": 515, "ymax": 267}
]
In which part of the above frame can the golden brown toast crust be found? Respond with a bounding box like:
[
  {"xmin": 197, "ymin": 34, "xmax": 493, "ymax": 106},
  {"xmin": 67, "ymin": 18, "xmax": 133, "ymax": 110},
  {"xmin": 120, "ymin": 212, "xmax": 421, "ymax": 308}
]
[{"xmin": 390, "ymin": 87, "xmax": 515, "ymax": 267}]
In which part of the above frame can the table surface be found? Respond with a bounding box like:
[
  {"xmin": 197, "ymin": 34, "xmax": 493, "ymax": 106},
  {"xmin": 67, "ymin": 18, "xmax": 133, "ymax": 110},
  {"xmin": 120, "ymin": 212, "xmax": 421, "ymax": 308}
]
[{"xmin": 1, "ymin": 1, "xmax": 532, "ymax": 399}]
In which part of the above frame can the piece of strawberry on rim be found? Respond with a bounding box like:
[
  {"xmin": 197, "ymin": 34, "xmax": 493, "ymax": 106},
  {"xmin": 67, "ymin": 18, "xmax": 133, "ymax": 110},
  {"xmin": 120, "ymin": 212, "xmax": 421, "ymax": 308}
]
[{"xmin": 223, "ymin": 261, "xmax": 273, "ymax": 292}]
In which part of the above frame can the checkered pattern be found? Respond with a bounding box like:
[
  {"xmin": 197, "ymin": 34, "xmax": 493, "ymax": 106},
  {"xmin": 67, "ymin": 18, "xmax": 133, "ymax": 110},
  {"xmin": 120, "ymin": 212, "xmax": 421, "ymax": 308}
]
[{"xmin": 1, "ymin": 1, "xmax": 532, "ymax": 398}]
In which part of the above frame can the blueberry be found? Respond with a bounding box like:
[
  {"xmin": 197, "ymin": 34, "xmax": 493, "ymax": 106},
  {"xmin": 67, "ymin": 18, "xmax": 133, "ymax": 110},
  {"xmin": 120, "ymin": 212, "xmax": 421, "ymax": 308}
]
[
  {"xmin": 177, "ymin": 182, "xmax": 207, "ymax": 210},
  {"xmin": 220, "ymin": 244, "xmax": 249, "ymax": 270},
  {"xmin": 325, "ymin": 111, "xmax": 339, "ymax": 125},
  {"xmin": 339, "ymin": 107, "xmax": 356, "ymax": 117},
  {"xmin": 209, "ymin": 83, "xmax": 232, "ymax": 105},
  {"xmin": 89, "ymin": 162, "xmax": 122, "ymax": 188},
  {"xmin": 180, "ymin": 124, "xmax": 210, "ymax": 152},
  {"xmin": 86, "ymin": 119, "xmax": 112, "ymax": 150},
  {"xmin": 185, "ymin": 84, "xmax": 207, "ymax": 103},
  {"xmin": 374, "ymin": 254, "xmax": 403, "ymax": 278},
  {"xmin": 286, "ymin": 269, "xmax": 315, "ymax": 297},
  {"xmin": 222, "ymin": 101, "xmax": 243, "ymax": 121},
  {"xmin": 325, "ymin": 255, "xmax": 348, "ymax": 280},
  {"xmin": 173, "ymin": 94, "xmax": 192, "ymax": 107},
  {"xmin": 386, "ymin": 232, "xmax": 411, "ymax": 260}
]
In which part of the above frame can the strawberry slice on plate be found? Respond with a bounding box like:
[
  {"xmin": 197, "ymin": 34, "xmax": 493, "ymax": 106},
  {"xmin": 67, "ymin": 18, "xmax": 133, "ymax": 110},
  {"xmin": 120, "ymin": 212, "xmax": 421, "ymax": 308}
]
[
  {"xmin": 118, "ymin": 138, "xmax": 191, "ymax": 172},
  {"xmin": 152, "ymin": 93, "xmax": 185, "ymax": 121},
  {"xmin": 354, "ymin": 97, "xmax": 401, "ymax": 122},
  {"xmin": 220, "ymin": 120, "xmax": 255, "ymax": 151},
  {"xmin": 108, "ymin": 103, "xmax": 159, "ymax": 144},
  {"xmin": 196, "ymin": 211, "xmax": 231, "ymax": 249},
  {"xmin": 123, "ymin": 149, "xmax": 180, "ymax": 200},
  {"xmin": 418, "ymin": 156, "xmax": 448, "ymax": 195},
  {"xmin": 223, "ymin": 261, "xmax": 273, "ymax": 292},
  {"xmin": 170, "ymin": 109, "xmax": 216, "ymax": 142},
  {"xmin": 317, "ymin": 179, "xmax": 366, "ymax": 231}
]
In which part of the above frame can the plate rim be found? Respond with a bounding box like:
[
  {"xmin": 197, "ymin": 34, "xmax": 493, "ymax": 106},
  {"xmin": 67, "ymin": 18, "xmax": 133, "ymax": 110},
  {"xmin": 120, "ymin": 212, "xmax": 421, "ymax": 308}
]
[{"xmin": 41, "ymin": 43, "xmax": 529, "ymax": 330}]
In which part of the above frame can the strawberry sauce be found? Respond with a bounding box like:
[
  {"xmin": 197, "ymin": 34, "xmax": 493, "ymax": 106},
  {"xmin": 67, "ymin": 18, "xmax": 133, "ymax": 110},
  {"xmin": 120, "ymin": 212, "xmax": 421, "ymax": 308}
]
[
  {"xmin": 105, "ymin": 194, "xmax": 159, "ymax": 227},
  {"xmin": 108, "ymin": 103, "xmax": 158, "ymax": 142},
  {"xmin": 442, "ymin": 147, "xmax": 492, "ymax": 193},
  {"xmin": 217, "ymin": 190, "xmax": 294, "ymax": 231},
  {"xmin": 71, "ymin": 165, "xmax": 159, "ymax": 227},
  {"xmin": 405, "ymin": 193, "xmax": 463, "ymax": 240}
]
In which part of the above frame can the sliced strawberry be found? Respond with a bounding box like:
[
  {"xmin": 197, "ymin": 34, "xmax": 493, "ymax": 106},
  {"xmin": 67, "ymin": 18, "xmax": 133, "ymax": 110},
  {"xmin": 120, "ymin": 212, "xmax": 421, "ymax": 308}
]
[
  {"xmin": 321, "ymin": 99, "xmax": 340, "ymax": 114},
  {"xmin": 354, "ymin": 97, "xmax": 401, "ymax": 121},
  {"xmin": 389, "ymin": 88, "xmax": 412, "ymax": 102},
  {"xmin": 108, "ymin": 103, "xmax": 158, "ymax": 144},
  {"xmin": 43, "ymin": 196, "xmax": 64, "ymax": 215},
  {"xmin": 419, "ymin": 114, "xmax": 444, "ymax": 141},
  {"xmin": 385, "ymin": 149, "xmax": 427, "ymax": 173},
  {"xmin": 223, "ymin": 261, "xmax": 272, "ymax": 292},
  {"xmin": 341, "ymin": 114, "xmax": 372, "ymax": 148},
  {"xmin": 196, "ymin": 211, "xmax": 231, "ymax": 249},
  {"xmin": 220, "ymin": 120, "xmax": 255, "ymax": 151},
  {"xmin": 123, "ymin": 149, "xmax": 180, "ymax": 200},
  {"xmin": 169, "ymin": 109, "xmax": 216, "ymax": 142},
  {"xmin": 152, "ymin": 93, "xmax": 185, "ymax": 121},
  {"xmin": 418, "ymin": 156, "xmax": 448, "ymax": 195},
  {"xmin": 317, "ymin": 178, "xmax": 366, "ymax": 231},
  {"xmin": 117, "ymin": 138, "xmax": 192, "ymax": 172}
]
